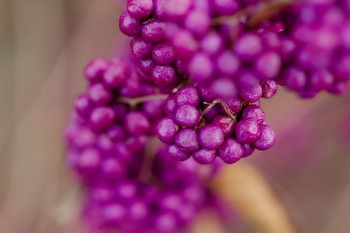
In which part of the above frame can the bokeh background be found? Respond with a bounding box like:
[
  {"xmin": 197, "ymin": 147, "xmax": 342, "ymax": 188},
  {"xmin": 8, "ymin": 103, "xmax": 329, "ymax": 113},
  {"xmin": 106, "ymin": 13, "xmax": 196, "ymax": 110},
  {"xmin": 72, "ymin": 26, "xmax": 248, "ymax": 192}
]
[{"xmin": 0, "ymin": 1, "xmax": 349, "ymax": 233}]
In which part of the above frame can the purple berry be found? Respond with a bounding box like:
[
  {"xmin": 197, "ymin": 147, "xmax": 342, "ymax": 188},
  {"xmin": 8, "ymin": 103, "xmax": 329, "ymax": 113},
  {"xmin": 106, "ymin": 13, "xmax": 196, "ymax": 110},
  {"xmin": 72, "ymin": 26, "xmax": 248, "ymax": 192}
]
[
  {"xmin": 253, "ymin": 125, "xmax": 276, "ymax": 150},
  {"xmin": 219, "ymin": 139, "xmax": 243, "ymax": 164},
  {"xmin": 151, "ymin": 65, "xmax": 179, "ymax": 90},
  {"xmin": 175, "ymin": 86, "xmax": 200, "ymax": 106},
  {"xmin": 156, "ymin": 118, "xmax": 178, "ymax": 143},
  {"xmin": 235, "ymin": 119, "xmax": 261, "ymax": 143},
  {"xmin": 127, "ymin": 0, "xmax": 154, "ymax": 19},
  {"xmin": 119, "ymin": 12, "xmax": 141, "ymax": 37},
  {"xmin": 103, "ymin": 62, "xmax": 128, "ymax": 88},
  {"xmin": 152, "ymin": 43, "xmax": 176, "ymax": 65},
  {"xmin": 90, "ymin": 107, "xmax": 115, "ymax": 131},
  {"xmin": 84, "ymin": 58, "xmax": 110, "ymax": 83},
  {"xmin": 175, "ymin": 128, "xmax": 199, "ymax": 153},
  {"xmin": 242, "ymin": 105, "xmax": 265, "ymax": 124},
  {"xmin": 175, "ymin": 105, "xmax": 200, "ymax": 127},
  {"xmin": 193, "ymin": 149, "xmax": 216, "ymax": 164},
  {"xmin": 88, "ymin": 83, "xmax": 112, "ymax": 106},
  {"xmin": 131, "ymin": 37, "xmax": 153, "ymax": 59},
  {"xmin": 125, "ymin": 112, "xmax": 150, "ymax": 136},
  {"xmin": 141, "ymin": 20, "xmax": 165, "ymax": 43},
  {"xmin": 199, "ymin": 125, "xmax": 225, "ymax": 150},
  {"xmin": 189, "ymin": 53, "xmax": 213, "ymax": 84},
  {"xmin": 262, "ymin": 79, "xmax": 278, "ymax": 99},
  {"xmin": 167, "ymin": 144, "xmax": 191, "ymax": 161},
  {"xmin": 212, "ymin": 116, "xmax": 236, "ymax": 137}
]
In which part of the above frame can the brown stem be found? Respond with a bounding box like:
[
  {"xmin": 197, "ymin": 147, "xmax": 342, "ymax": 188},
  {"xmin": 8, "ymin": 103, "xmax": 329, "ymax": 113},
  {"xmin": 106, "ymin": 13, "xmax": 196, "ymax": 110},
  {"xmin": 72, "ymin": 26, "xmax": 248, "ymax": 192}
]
[
  {"xmin": 197, "ymin": 99, "xmax": 237, "ymax": 129},
  {"xmin": 246, "ymin": 0, "xmax": 293, "ymax": 28},
  {"xmin": 211, "ymin": 162, "xmax": 298, "ymax": 233},
  {"xmin": 116, "ymin": 94, "xmax": 168, "ymax": 107}
]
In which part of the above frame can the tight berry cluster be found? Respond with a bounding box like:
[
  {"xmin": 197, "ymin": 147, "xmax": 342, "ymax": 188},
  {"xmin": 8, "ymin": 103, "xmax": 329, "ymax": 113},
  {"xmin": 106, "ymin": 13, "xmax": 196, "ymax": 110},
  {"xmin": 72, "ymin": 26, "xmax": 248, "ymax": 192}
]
[
  {"xmin": 65, "ymin": 58, "xmax": 222, "ymax": 232},
  {"xmin": 163, "ymin": 0, "xmax": 283, "ymax": 102},
  {"xmin": 65, "ymin": 0, "xmax": 350, "ymax": 232},
  {"xmin": 119, "ymin": 0, "xmax": 185, "ymax": 91},
  {"xmin": 156, "ymin": 86, "xmax": 275, "ymax": 164},
  {"xmin": 276, "ymin": 0, "xmax": 350, "ymax": 97}
]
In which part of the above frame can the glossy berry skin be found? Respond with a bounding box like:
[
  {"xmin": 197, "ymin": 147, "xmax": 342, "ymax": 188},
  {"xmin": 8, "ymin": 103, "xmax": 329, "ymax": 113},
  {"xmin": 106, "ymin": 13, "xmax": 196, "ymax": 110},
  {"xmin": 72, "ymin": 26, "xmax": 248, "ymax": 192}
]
[
  {"xmin": 175, "ymin": 86, "xmax": 200, "ymax": 106},
  {"xmin": 167, "ymin": 144, "xmax": 191, "ymax": 161},
  {"xmin": 156, "ymin": 118, "xmax": 178, "ymax": 143},
  {"xmin": 131, "ymin": 38, "xmax": 152, "ymax": 59},
  {"xmin": 212, "ymin": 116, "xmax": 235, "ymax": 137},
  {"xmin": 219, "ymin": 139, "xmax": 243, "ymax": 164},
  {"xmin": 253, "ymin": 125, "xmax": 276, "ymax": 150},
  {"xmin": 152, "ymin": 43, "xmax": 176, "ymax": 65},
  {"xmin": 119, "ymin": 12, "xmax": 141, "ymax": 37},
  {"xmin": 236, "ymin": 119, "xmax": 262, "ymax": 144},
  {"xmin": 175, "ymin": 105, "xmax": 200, "ymax": 127},
  {"xmin": 193, "ymin": 149, "xmax": 216, "ymax": 164},
  {"xmin": 175, "ymin": 128, "xmax": 199, "ymax": 153},
  {"xmin": 151, "ymin": 65, "xmax": 179, "ymax": 90},
  {"xmin": 262, "ymin": 79, "xmax": 278, "ymax": 99},
  {"xmin": 198, "ymin": 125, "xmax": 225, "ymax": 150},
  {"xmin": 141, "ymin": 20, "xmax": 165, "ymax": 43},
  {"xmin": 242, "ymin": 105, "xmax": 265, "ymax": 124},
  {"xmin": 127, "ymin": 0, "xmax": 154, "ymax": 19}
]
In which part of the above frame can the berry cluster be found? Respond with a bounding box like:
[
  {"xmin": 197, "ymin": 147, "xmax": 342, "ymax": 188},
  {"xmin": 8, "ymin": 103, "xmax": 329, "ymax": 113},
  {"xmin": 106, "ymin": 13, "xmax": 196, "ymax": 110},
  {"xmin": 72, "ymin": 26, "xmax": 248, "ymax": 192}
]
[
  {"xmin": 119, "ymin": 0, "xmax": 185, "ymax": 91},
  {"xmin": 65, "ymin": 0, "xmax": 350, "ymax": 232},
  {"xmin": 276, "ymin": 0, "xmax": 350, "ymax": 97},
  {"xmin": 65, "ymin": 58, "xmax": 220, "ymax": 232},
  {"xmin": 162, "ymin": 0, "xmax": 283, "ymax": 102},
  {"xmin": 156, "ymin": 86, "xmax": 275, "ymax": 164}
]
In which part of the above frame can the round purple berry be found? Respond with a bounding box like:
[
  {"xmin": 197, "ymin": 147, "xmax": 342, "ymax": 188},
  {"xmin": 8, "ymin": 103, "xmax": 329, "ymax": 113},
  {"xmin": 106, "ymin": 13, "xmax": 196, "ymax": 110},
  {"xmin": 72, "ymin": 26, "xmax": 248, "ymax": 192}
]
[
  {"xmin": 131, "ymin": 37, "xmax": 153, "ymax": 59},
  {"xmin": 151, "ymin": 65, "xmax": 179, "ymax": 90},
  {"xmin": 175, "ymin": 105, "xmax": 200, "ymax": 127},
  {"xmin": 175, "ymin": 86, "xmax": 200, "ymax": 106},
  {"xmin": 84, "ymin": 58, "xmax": 110, "ymax": 83},
  {"xmin": 119, "ymin": 12, "xmax": 141, "ymax": 37},
  {"xmin": 199, "ymin": 125, "xmax": 225, "ymax": 150},
  {"xmin": 253, "ymin": 125, "xmax": 276, "ymax": 150},
  {"xmin": 152, "ymin": 43, "xmax": 176, "ymax": 65},
  {"xmin": 156, "ymin": 118, "xmax": 178, "ymax": 143},
  {"xmin": 141, "ymin": 20, "xmax": 165, "ymax": 43},
  {"xmin": 175, "ymin": 128, "xmax": 199, "ymax": 153},
  {"xmin": 125, "ymin": 112, "xmax": 150, "ymax": 136},
  {"xmin": 88, "ymin": 83, "xmax": 112, "ymax": 106},
  {"xmin": 90, "ymin": 107, "xmax": 115, "ymax": 131},
  {"xmin": 127, "ymin": 0, "xmax": 154, "ymax": 19},
  {"xmin": 167, "ymin": 144, "xmax": 191, "ymax": 161},
  {"xmin": 242, "ymin": 105, "xmax": 265, "ymax": 124},
  {"xmin": 193, "ymin": 149, "xmax": 216, "ymax": 164},
  {"xmin": 262, "ymin": 79, "xmax": 278, "ymax": 99},
  {"xmin": 218, "ymin": 139, "xmax": 243, "ymax": 164},
  {"xmin": 235, "ymin": 119, "xmax": 261, "ymax": 143},
  {"xmin": 212, "ymin": 116, "xmax": 236, "ymax": 137}
]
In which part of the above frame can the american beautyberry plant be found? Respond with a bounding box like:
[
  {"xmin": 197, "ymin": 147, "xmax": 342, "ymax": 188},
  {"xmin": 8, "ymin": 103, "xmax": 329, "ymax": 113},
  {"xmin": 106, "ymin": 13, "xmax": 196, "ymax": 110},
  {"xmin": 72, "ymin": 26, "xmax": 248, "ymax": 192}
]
[{"xmin": 65, "ymin": 0, "xmax": 350, "ymax": 232}]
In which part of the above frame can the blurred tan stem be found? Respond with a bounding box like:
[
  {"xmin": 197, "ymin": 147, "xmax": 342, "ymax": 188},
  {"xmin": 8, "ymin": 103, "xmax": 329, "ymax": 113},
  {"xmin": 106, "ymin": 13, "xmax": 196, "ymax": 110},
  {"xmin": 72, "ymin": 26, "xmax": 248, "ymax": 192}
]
[
  {"xmin": 211, "ymin": 162, "xmax": 297, "ymax": 233},
  {"xmin": 191, "ymin": 210, "xmax": 227, "ymax": 233}
]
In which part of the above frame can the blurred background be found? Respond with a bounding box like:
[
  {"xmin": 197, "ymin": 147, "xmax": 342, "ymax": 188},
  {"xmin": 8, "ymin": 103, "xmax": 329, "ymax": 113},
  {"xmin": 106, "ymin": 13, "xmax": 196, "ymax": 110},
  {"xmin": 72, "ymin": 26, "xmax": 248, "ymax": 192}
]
[{"xmin": 0, "ymin": 0, "xmax": 349, "ymax": 233}]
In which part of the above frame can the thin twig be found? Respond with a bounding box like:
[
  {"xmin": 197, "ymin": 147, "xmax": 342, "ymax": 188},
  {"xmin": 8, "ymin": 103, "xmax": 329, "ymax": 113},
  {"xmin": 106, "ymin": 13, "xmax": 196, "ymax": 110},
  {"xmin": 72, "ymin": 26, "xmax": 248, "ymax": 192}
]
[{"xmin": 116, "ymin": 94, "xmax": 168, "ymax": 107}]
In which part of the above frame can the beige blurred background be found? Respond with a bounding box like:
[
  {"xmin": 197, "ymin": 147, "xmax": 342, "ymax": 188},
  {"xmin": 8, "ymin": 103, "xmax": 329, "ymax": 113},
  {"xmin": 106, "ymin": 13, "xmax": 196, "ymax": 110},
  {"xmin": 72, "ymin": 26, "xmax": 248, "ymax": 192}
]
[{"xmin": 0, "ymin": 1, "xmax": 349, "ymax": 233}]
